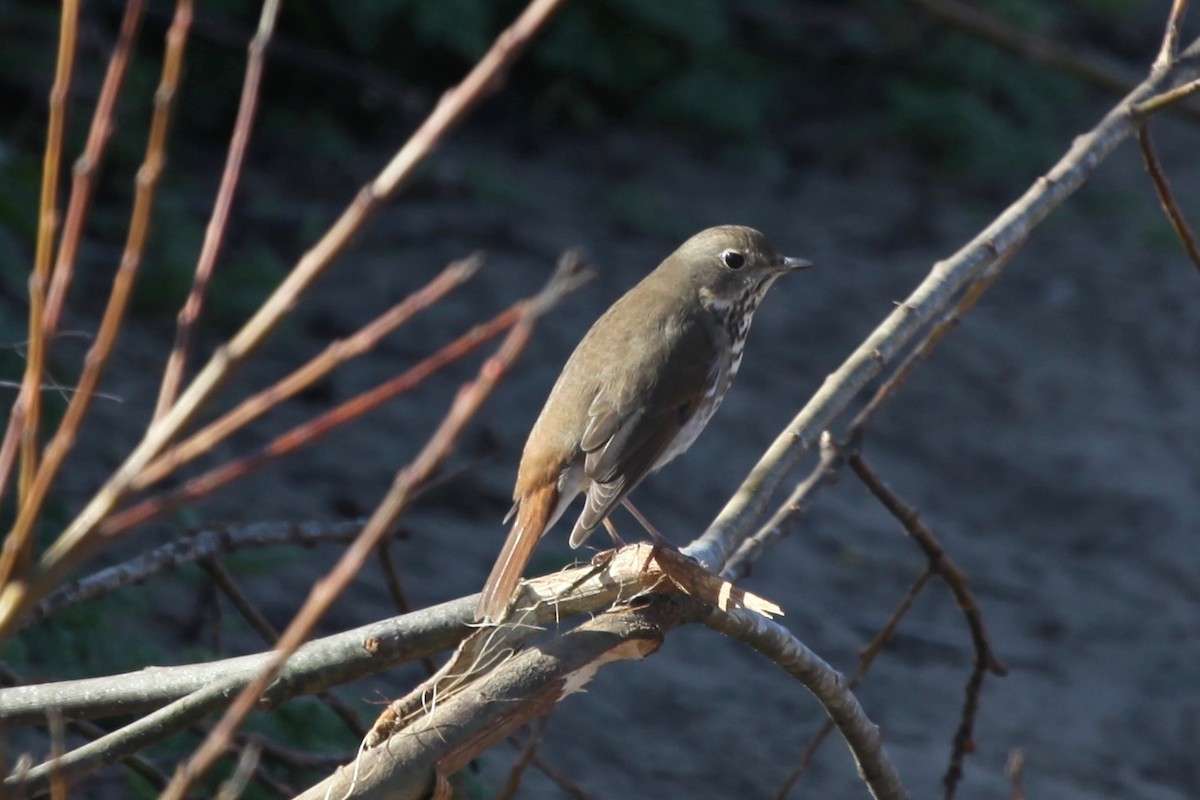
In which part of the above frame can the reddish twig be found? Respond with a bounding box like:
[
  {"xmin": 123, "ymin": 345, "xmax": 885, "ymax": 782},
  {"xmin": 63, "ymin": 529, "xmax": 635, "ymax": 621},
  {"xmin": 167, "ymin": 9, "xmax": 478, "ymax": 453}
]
[
  {"xmin": 1, "ymin": 0, "xmax": 188, "ymax": 591},
  {"xmin": 847, "ymin": 454, "xmax": 1006, "ymax": 678},
  {"xmin": 19, "ymin": 0, "xmax": 80, "ymax": 508},
  {"xmin": 1136, "ymin": 125, "xmax": 1200, "ymax": 275},
  {"xmin": 0, "ymin": 0, "xmax": 568, "ymax": 644},
  {"xmin": 103, "ymin": 292, "xmax": 527, "ymax": 536},
  {"xmin": 154, "ymin": 0, "xmax": 281, "ymax": 421},
  {"xmin": 33, "ymin": 519, "xmax": 364, "ymax": 622},
  {"xmin": 158, "ymin": 255, "xmax": 583, "ymax": 799},
  {"xmin": 133, "ymin": 254, "xmax": 481, "ymax": 493},
  {"xmin": 0, "ymin": 409, "xmax": 23, "ymax": 513},
  {"xmin": 528, "ymin": 751, "xmax": 594, "ymax": 800}
]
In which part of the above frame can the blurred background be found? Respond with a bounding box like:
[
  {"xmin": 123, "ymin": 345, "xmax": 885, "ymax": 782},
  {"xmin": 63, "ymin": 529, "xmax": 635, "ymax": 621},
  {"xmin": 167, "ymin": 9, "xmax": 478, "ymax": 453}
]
[{"xmin": 1, "ymin": 1, "xmax": 1198, "ymax": 798}]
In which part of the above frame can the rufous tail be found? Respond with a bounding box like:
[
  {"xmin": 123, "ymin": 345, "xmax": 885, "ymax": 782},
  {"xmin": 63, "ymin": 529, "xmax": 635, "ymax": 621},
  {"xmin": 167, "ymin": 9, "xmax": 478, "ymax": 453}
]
[{"xmin": 476, "ymin": 482, "xmax": 557, "ymax": 623}]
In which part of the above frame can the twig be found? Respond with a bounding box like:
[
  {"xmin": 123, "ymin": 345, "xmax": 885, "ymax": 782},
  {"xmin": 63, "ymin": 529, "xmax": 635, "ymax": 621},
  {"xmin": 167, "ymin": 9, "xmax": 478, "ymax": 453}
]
[
  {"xmin": 1136, "ymin": 125, "xmax": 1200, "ymax": 274},
  {"xmin": 1155, "ymin": 0, "xmax": 1190, "ymax": 70},
  {"xmin": 1130, "ymin": 77, "xmax": 1200, "ymax": 117},
  {"xmin": 160, "ymin": 255, "xmax": 583, "ymax": 799},
  {"xmin": 776, "ymin": 570, "xmax": 935, "ymax": 799},
  {"xmin": 705, "ymin": 605, "xmax": 909, "ymax": 800},
  {"xmin": 204, "ymin": 557, "xmax": 368, "ymax": 739},
  {"xmin": 4, "ymin": 672, "xmax": 244, "ymax": 797},
  {"xmin": 528, "ymin": 751, "xmax": 593, "ymax": 800},
  {"xmin": 214, "ymin": 739, "xmax": 261, "ymax": 800},
  {"xmin": 0, "ymin": 410, "xmax": 22, "ymax": 513},
  {"xmin": 1006, "ymin": 748, "xmax": 1027, "ymax": 800},
  {"xmin": 500, "ymin": 717, "xmax": 549, "ymax": 800},
  {"xmin": 847, "ymin": 455, "xmax": 1004, "ymax": 799},
  {"xmin": 0, "ymin": 595, "xmax": 479, "ymax": 725},
  {"xmin": 32, "ymin": 519, "xmax": 364, "ymax": 623},
  {"xmin": 848, "ymin": 456, "xmax": 1007, "ymax": 677},
  {"xmin": 134, "ymin": 254, "xmax": 482, "ymax": 492},
  {"xmin": 155, "ymin": 0, "xmax": 281, "ymax": 420},
  {"xmin": 203, "ymin": 558, "xmax": 279, "ymax": 643},
  {"xmin": 19, "ymin": 0, "xmax": 80, "ymax": 509},
  {"xmin": 103, "ymin": 288, "xmax": 529, "ymax": 536},
  {"xmin": 0, "ymin": 0, "xmax": 569, "ymax": 641},
  {"xmin": 0, "ymin": 663, "xmax": 170, "ymax": 791},
  {"xmin": 0, "ymin": 0, "xmax": 193, "ymax": 610}
]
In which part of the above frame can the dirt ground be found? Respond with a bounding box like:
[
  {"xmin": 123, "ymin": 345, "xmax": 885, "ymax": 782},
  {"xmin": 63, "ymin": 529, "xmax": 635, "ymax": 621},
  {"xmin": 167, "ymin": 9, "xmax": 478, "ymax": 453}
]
[{"xmin": 11, "ymin": 68, "xmax": 1200, "ymax": 800}]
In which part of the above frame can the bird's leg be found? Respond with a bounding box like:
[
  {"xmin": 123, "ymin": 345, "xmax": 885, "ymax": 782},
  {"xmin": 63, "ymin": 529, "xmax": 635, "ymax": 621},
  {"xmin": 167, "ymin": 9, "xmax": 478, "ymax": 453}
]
[
  {"xmin": 601, "ymin": 517, "xmax": 626, "ymax": 547},
  {"xmin": 621, "ymin": 498, "xmax": 680, "ymax": 554}
]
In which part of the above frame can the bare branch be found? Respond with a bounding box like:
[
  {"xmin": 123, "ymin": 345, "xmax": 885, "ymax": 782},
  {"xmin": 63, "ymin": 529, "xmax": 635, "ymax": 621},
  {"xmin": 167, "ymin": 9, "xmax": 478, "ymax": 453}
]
[
  {"xmin": 32, "ymin": 519, "xmax": 363, "ymax": 623},
  {"xmin": 155, "ymin": 0, "xmax": 282, "ymax": 419},
  {"xmin": 0, "ymin": 0, "xmax": 570, "ymax": 642},
  {"xmin": 18, "ymin": 0, "xmax": 80, "ymax": 510},
  {"xmin": 686, "ymin": 35, "xmax": 1200, "ymax": 578},
  {"xmin": 134, "ymin": 254, "xmax": 481, "ymax": 493},
  {"xmin": 1155, "ymin": 0, "xmax": 1190, "ymax": 70},
  {"xmin": 1137, "ymin": 125, "xmax": 1200, "ymax": 274},
  {"xmin": 1, "ymin": 0, "xmax": 193, "ymax": 609},
  {"xmin": 161, "ymin": 254, "xmax": 585, "ymax": 798},
  {"xmin": 703, "ymin": 606, "xmax": 908, "ymax": 800}
]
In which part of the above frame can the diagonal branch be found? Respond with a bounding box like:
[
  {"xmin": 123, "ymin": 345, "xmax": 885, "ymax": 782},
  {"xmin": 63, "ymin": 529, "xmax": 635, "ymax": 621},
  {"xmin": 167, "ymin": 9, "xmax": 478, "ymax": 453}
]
[
  {"xmin": 0, "ymin": 0, "xmax": 570, "ymax": 645},
  {"xmin": 133, "ymin": 254, "xmax": 481, "ymax": 494},
  {"xmin": 159, "ymin": 255, "xmax": 585, "ymax": 799},
  {"xmin": 0, "ymin": 0, "xmax": 192, "ymax": 596},
  {"xmin": 686, "ymin": 35, "xmax": 1200, "ymax": 577},
  {"xmin": 153, "ymin": 0, "xmax": 281, "ymax": 420},
  {"xmin": 1136, "ymin": 126, "xmax": 1200, "ymax": 274}
]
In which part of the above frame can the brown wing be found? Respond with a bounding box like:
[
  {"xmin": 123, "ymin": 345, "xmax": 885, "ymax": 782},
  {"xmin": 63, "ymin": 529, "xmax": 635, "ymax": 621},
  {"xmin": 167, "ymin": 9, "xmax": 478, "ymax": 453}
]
[{"xmin": 567, "ymin": 316, "xmax": 717, "ymax": 547}]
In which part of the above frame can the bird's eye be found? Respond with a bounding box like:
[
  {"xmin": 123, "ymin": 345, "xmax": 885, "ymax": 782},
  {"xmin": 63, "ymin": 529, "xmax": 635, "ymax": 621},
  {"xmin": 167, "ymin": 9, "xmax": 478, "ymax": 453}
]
[{"xmin": 722, "ymin": 250, "xmax": 745, "ymax": 270}]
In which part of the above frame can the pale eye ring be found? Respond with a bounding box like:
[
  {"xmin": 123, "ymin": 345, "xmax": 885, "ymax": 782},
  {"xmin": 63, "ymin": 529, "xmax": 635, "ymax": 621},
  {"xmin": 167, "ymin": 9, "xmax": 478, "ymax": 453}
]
[{"xmin": 722, "ymin": 250, "xmax": 745, "ymax": 270}]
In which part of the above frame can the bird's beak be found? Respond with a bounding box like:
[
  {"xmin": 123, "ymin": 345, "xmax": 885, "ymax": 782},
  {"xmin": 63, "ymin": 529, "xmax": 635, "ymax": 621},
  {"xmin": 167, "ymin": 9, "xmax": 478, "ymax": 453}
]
[{"xmin": 780, "ymin": 255, "xmax": 813, "ymax": 271}]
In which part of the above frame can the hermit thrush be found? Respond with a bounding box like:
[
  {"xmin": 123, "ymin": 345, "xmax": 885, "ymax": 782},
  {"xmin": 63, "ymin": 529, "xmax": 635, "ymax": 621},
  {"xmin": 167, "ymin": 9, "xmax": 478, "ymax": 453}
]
[{"xmin": 476, "ymin": 225, "xmax": 811, "ymax": 622}]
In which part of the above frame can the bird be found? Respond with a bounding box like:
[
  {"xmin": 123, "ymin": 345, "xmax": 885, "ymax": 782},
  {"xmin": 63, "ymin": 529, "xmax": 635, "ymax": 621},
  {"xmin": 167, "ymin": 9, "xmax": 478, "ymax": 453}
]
[{"xmin": 476, "ymin": 225, "xmax": 811, "ymax": 622}]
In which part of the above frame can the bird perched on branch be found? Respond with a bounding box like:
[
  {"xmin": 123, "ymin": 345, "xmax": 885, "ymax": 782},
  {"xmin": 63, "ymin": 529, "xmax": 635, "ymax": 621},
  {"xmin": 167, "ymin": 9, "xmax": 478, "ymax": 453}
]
[{"xmin": 476, "ymin": 225, "xmax": 811, "ymax": 623}]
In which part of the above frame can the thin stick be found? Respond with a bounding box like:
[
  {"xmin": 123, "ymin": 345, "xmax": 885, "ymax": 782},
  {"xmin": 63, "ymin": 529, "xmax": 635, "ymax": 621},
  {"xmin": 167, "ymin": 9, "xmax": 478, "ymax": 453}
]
[
  {"xmin": 1137, "ymin": 125, "xmax": 1200, "ymax": 274},
  {"xmin": 204, "ymin": 558, "xmax": 368, "ymax": 738},
  {"xmin": 158, "ymin": 258, "xmax": 580, "ymax": 799},
  {"xmin": 1130, "ymin": 77, "xmax": 1200, "ymax": 117},
  {"xmin": 103, "ymin": 293, "xmax": 527, "ymax": 536},
  {"xmin": 154, "ymin": 0, "xmax": 282, "ymax": 420},
  {"xmin": 1155, "ymin": 0, "xmax": 1190, "ymax": 70},
  {"xmin": 0, "ymin": 663, "xmax": 170, "ymax": 790},
  {"xmin": 499, "ymin": 717, "xmax": 549, "ymax": 800},
  {"xmin": 0, "ymin": 0, "xmax": 193, "ymax": 592},
  {"xmin": 15, "ymin": 0, "xmax": 80, "ymax": 545},
  {"xmin": 0, "ymin": 0, "xmax": 570, "ymax": 643},
  {"xmin": 134, "ymin": 254, "xmax": 481, "ymax": 492},
  {"xmin": 848, "ymin": 456, "xmax": 1005, "ymax": 676},
  {"xmin": 33, "ymin": 519, "xmax": 363, "ymax": 622},
  {"xmin": 0, "ymin": 410, "xmax": 23, "ymax": 512}
]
